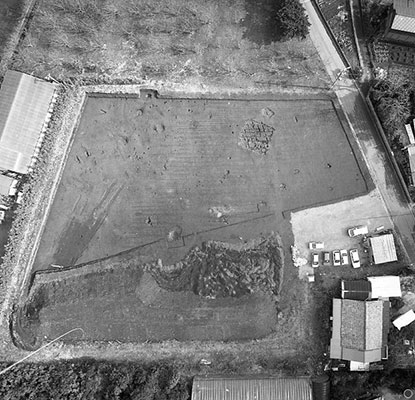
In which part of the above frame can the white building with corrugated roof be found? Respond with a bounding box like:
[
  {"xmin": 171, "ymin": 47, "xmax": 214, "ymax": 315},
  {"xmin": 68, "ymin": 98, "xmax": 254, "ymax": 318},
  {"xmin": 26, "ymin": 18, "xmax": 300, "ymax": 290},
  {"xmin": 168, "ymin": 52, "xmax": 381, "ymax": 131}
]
[
  {"xmin": 368, "ymin": 234, "xmax": 398, "ymax": 265},
  {"xmin": 0, "ymin": 70, "xmax": 57, "ymax": 175},
  {"xmin": 191, "ymin": 376, "xmax": 314, "ymax": 400}
]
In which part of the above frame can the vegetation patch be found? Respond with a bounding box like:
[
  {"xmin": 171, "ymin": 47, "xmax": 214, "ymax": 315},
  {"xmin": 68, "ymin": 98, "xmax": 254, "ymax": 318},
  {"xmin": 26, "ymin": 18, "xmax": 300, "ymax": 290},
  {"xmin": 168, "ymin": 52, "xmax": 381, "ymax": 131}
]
[
  {"xmin": 317, "ymin": 0, "xmax": 360, "ymax": 68},
  {"xmin": 370, "ymin": 74, "xmax": 415, "ymax": 200},
  {"xmin": 0, "ymin": 359, "xmax": 192, "ymax": 400},
  {"xmin": 10, "ymin": 0, "xmax": 325, "ymax": 87}
]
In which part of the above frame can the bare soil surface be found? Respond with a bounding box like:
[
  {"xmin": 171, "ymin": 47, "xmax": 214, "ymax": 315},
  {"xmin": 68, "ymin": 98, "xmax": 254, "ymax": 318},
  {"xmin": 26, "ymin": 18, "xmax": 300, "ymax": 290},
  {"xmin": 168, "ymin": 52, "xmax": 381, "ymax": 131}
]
[
  {"xmin": 6, "ymin": 91, "xmax": 373, "ymax": 361},
  {"xmin": 13, "ymin": 235, "xmax": 284, "ymax": 347},
  {"xmin": 33, "ymin": 94, "xmax": 370, "ymax": 272}
]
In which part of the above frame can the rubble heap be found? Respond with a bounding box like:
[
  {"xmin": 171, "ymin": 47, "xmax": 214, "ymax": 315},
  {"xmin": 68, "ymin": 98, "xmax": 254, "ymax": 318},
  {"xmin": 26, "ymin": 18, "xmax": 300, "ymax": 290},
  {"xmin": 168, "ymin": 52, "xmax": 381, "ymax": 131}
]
[
  {"xmin": 146, "ymin": 234, "xmax": 283, "ymax": 299},
  {"xmin": 238, "ymin": 120, "xmax": 275, "ymax": 155}
]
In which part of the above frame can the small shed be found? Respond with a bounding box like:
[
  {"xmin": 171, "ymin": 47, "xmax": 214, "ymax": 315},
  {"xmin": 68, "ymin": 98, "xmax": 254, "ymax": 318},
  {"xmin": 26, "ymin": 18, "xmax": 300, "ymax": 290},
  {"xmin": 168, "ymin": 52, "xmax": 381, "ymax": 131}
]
[
  {"xmin": 393, "ymin": 309, "xmax": 415, "ymax": 330},
  {"xmin": 191, "ymin": 376, "xmax": 313, "ymax": 400},
  {"xmin": 405, "ymin": 124, "xmax": 415, "ymax": 144},
  {"xmin": 0, "ymin": 70, "xmax": 57, "ymax": 175},
  {"xmin": 407, "ymin": 146, "xmax": 415, "ymax": 185},
  {"xmin": 0, "ymin": 174, "xmax": 17, "ymax": 197},
  {"xmin": 368, "ymin": 234, "xmax": 398, "ymax": 265}
]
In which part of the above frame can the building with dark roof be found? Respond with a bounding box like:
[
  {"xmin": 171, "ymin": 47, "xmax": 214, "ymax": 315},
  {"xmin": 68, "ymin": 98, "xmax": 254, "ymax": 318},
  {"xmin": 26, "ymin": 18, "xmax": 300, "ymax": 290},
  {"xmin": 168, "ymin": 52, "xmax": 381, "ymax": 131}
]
[
  {"xmin": 0, "ymin": 70, "xmax": 57, "ymax": 175},
  {"xmin": 330, "ymin": 298, "xmax": 390, "ymax": 363},
  {"xmin": 341, "ymin": 276, "xmax": 402, "ymax": 300},
  {"xmin": 380, "ymin": 0, "xmax": 415, "ymax": 67},
  {"xmin": 191, "ymin": 376, "xmax": 313, "ymax": 400},
  {"xmin": 384, "ymin": 0, "xmax": 415, "ymax": 43}
]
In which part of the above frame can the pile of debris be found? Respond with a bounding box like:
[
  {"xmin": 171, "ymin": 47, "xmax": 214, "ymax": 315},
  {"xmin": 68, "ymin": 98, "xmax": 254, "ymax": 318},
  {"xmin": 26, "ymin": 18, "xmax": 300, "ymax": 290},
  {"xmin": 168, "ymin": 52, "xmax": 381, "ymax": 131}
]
[
  {"xmin": 146, "ymin": 234, "xmax": 284, "ymax": 299},
  {"xmin": 238, "ymin": 120, "xmax": 274, "ymax": 155},
  {"xmin": 291, "ymin": 245, "xmax": 307, "ymax": 268}
]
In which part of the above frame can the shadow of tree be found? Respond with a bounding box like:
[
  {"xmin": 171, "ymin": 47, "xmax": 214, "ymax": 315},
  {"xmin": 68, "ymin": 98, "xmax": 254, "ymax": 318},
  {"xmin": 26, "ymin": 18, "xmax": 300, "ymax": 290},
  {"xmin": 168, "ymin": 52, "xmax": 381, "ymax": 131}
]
[{"xmin": 241, "ymin": 0, "xmax": 284, "ymax": 45}]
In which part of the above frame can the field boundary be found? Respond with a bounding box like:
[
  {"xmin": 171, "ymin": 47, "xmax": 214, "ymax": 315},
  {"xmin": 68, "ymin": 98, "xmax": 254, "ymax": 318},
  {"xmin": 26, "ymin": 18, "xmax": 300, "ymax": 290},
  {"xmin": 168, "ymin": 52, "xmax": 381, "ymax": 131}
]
[
  {"xmin": 19, "ymin": 92, "xmax": 88, "ymax": 296},
  {"xmin": 0, "ymin": 84, "xmax": 369, "ymax": 350},
  {"xmin": 0, "ymin": 87, "xmax": 86, "ymax": 342}
]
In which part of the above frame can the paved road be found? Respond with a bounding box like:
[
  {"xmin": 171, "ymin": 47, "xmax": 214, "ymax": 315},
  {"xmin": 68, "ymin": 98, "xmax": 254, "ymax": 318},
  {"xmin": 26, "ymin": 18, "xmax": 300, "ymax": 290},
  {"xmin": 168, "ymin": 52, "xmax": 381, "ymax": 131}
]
[{"xmin": 302, "ymin": 0, "xmax": 415, "ymax": 263}]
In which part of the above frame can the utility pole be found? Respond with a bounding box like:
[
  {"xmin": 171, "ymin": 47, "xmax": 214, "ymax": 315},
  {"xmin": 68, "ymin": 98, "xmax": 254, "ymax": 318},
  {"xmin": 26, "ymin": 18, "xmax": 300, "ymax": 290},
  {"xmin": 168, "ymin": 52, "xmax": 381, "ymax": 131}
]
[{"xmin": 329, "ymin": 66, "xmax": 352, "ymax": 90}]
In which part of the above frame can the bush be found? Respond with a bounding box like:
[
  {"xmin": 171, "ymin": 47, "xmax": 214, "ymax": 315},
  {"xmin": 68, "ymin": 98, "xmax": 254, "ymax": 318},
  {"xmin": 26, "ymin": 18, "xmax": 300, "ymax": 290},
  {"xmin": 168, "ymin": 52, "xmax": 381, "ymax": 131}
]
[
  {"xmin": 0, "ymin": 359, "xmax": 191, "ymax": 400},
  {"xmin": 277, "ymin": 0, "xmax": 310, "ymax": 40}
]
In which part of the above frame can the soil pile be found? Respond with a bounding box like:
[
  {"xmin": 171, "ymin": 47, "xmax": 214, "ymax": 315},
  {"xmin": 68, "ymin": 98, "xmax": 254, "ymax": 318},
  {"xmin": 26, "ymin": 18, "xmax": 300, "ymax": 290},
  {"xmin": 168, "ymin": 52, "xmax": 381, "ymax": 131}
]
[
  {"xmin": 146, "ymin": 234, "xmax": 283, "ymax": 299},
  {"xmin": 238, "ymin": 120, "xmax": 274, "ymax": 155}
]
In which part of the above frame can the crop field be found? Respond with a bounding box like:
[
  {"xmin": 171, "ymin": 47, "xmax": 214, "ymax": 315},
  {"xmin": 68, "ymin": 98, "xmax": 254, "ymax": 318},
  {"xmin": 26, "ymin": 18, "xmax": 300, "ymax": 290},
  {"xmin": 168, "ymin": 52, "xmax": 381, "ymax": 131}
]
[{"xmin": 11, "ymin": 91, "xmax": 372, "ymax": 348}]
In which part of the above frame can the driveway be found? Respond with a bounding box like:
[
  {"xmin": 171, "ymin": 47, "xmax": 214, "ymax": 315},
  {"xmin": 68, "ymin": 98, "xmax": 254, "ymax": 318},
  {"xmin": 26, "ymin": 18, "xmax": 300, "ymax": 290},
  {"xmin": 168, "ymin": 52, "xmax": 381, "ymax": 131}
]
[{"xmin": 302, "ymin": 0, "xmax": 415, "ymax": 264}]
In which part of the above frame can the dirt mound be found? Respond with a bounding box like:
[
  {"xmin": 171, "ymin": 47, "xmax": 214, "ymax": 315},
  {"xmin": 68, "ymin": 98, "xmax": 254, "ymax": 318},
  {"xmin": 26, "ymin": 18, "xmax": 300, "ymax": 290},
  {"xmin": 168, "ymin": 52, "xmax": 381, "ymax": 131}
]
[
  {"xmin": 238, "ymin": 120, "xmax": 275, "ymax": 155},
  {"xmin": 146, "ymin": 234, "xmax": 283, "ymax": 299}
]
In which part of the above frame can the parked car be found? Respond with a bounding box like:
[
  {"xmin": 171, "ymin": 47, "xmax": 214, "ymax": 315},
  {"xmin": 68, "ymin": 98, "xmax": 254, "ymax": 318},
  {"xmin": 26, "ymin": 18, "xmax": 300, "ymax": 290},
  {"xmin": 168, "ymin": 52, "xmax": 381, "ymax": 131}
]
[
  {"xmin": 348, "ymin": 225, "xmax": 368, "ymax": 237},
  {"xmin": 333, "ymin": 250, "xmax": 341, "ymax": 266},
  {"xmin": 340, "ymin": 249, "xmax": 349, "ymax": 265},
  {"xmin": 309, "ymin": 241, "xmax": 324, "ymax": 250},
  {"xmin": 350, "ymin": 248, "xmax": 360, "ymax": 268},
  {"xmin": 323, "ymin": 251, "xmax": 331, "ymax": 265},
  {"xmin": 311, "ymin": 252, "xmax": 319, "ymax": 268}
]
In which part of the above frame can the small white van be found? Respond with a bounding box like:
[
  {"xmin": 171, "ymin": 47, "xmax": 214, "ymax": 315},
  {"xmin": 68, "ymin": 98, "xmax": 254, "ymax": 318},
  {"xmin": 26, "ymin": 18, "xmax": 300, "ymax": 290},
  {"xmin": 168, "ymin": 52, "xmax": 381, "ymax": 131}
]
[{"xmin": 347, "ymin": 225, "xmax": 368, "ymax": 237}]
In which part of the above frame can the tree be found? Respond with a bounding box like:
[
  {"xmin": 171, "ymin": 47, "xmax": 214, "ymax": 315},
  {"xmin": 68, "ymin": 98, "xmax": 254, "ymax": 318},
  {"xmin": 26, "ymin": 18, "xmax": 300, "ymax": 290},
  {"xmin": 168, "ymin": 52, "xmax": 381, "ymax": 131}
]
[
  {"xmin": 277, "ymin": 0, "xmax": 310, "ymax": 40},
  {"xmin": 371, "ymin": 74, "xmax": 414, "ymax": 132}
]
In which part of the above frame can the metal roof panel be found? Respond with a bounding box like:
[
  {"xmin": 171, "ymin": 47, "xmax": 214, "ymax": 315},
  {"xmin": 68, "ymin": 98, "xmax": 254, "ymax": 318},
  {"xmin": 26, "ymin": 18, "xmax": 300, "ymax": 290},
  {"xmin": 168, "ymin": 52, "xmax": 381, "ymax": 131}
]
[
  {"xmin": 191, "ymin": 377, "xmax": 313, "ymax": 400},
  {"xmin": 0, "ymin": 70, "xmax": 57, "ymax": 174}
]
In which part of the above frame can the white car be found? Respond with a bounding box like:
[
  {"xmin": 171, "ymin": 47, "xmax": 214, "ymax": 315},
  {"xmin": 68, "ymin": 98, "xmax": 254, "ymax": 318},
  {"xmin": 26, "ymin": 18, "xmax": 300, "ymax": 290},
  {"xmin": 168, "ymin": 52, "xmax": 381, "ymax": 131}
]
[
  {"xmin": 348, "ymin": 225, "xmax": 368, "ymax": 237},
  {"xmin": 349, "ymin": 249, "xmax": 361, "ymax": 269},
  {"xmin": 311, "ymin": 252, "xmax": 319, "ymax": 268},
  {"xmin": 333, "ymin": 250, "xmax": 341, "ymax": 266},
  {"xmin": 340, "ymin": 249, "xmax": 349, "ymax": 265},
  {"xmin": 309, "ymin": 241, "xmax": 324, "ymax": 250}
]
